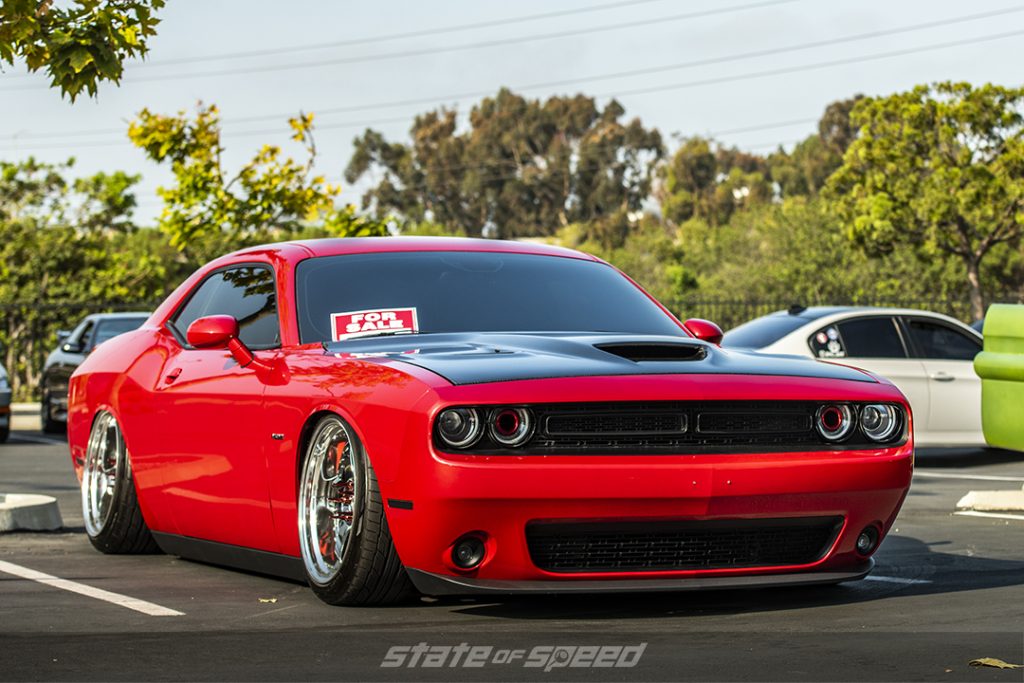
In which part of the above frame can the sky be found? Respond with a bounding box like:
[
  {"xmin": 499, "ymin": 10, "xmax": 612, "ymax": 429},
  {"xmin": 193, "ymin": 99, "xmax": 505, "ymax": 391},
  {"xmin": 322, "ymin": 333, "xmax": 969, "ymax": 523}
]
[{"xmin": 1, "ymin": 0, "xmax": 1022, "ymax": 224}]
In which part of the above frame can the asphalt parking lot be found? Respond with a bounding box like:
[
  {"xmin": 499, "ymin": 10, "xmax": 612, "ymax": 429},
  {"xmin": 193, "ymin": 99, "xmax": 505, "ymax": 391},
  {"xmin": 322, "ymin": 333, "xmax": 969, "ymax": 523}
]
[{"xmin": 2, "ymin": 428, "xmax": 1023, "ymax": 682}]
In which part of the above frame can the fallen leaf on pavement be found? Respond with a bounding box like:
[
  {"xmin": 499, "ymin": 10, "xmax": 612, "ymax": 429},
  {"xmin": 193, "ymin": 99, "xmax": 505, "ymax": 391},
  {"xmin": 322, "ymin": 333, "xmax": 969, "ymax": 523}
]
[{"xmin": 969, "ymin": 658, "xmax": 1022, "ymax": 669}]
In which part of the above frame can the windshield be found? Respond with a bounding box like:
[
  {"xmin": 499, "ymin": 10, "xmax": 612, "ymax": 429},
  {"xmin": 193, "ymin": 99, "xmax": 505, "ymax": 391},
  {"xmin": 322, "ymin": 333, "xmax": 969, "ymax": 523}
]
[
  {"xmin": 721, "ymin": 314, "xmax": 809, "ymax": 349},
  {"xmin": 295, "ymin": 251, "xmax": 685, "ymax": 344}
]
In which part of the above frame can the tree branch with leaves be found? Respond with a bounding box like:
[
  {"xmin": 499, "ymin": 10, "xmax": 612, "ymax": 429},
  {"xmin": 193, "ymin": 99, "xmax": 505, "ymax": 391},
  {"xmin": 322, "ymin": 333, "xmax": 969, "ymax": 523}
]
[
  {"xmin": 128, "ymin": 103, "xmax": 388, "ymax": 264},
  {"xmin": 0, "ymin": 0, "xmax": 163, "ymax": 100},
  {"xmin": 825, "ymin": 82, "xmax": 1024, "ymax": 320}
]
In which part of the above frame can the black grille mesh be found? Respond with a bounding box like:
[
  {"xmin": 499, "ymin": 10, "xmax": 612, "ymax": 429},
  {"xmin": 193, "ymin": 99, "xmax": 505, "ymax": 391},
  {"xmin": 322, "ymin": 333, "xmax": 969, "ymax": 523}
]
[
  {"xmin": 527, "ymin": 517, "xmax": 842, "ymax": 573},
  {"xmin": 531, "ymin": 401, "xmax": 822, "ymax": 453},
  {"xmin": 697, "ymin": 412, "xmax": 811, "ymax": 434},
  {"xmin": 545, "ymin": 412, "xmax": 685, "ymax": 435}
]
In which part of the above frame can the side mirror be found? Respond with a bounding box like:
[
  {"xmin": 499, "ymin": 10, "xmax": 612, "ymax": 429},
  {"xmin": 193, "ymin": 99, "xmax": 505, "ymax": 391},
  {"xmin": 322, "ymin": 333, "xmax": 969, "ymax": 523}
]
[
  {"xmin": 187, "ymin": 315, "xmax": 239, "ymax": 349},
  {"xmin": 683, "ymin": 318, "xmax": 724, "ymax": 346},
  {"xmin": 56, "ymin": 330, "xmax": 71, "ymax": 344},
  {"xmin": 186, "ymin": 315, "xmax": 257, "ymax": 367}
]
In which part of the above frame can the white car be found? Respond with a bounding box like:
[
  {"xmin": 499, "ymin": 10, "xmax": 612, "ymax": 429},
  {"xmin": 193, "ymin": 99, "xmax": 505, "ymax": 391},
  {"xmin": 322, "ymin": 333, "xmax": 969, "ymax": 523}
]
[{"xmin": 722, "ymin": 307, "xmax": 984, "ymax": 447}]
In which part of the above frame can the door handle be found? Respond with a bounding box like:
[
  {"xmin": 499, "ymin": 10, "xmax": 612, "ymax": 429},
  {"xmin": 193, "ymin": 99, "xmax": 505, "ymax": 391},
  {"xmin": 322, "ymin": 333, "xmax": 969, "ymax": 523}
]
[
  {"xmin": 164, "ymin": 367, "xmax": 182, "ymax": 384},
  {"xmin": 930, "ymin": 372, "xmax": 955, "ymax": 382}
]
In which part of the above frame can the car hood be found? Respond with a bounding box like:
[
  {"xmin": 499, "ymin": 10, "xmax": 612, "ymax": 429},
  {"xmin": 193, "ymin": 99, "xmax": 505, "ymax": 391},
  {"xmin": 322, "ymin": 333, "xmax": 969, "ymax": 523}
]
[{"xmin": 323, "ymin": 332, "xmax": 875, "ymax": 386}]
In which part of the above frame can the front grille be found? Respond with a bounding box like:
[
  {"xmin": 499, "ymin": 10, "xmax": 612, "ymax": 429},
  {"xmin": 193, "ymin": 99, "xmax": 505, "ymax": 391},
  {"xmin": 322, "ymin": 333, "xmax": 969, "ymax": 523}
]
[
  {"xmin": 526, "ymin": 517, "xmax": 842, "ymax": 573},
  {"xmin": 545, "ymin": 411, "xmax": 686, "ymax": 436},
  {"xmin": 532, "ymin": 401, "xmax": 823, "ymax": 454},
  {"xmin": 697, "ymin": 411, "xmax": 811, "ymax": 434}
]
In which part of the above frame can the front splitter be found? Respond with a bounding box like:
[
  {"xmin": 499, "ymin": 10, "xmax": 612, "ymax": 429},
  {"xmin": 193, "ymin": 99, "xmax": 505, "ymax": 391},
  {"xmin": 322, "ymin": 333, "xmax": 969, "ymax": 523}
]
[{"xmin": 407, "ymin": 559, "xmax": 874, "ymax": 596}]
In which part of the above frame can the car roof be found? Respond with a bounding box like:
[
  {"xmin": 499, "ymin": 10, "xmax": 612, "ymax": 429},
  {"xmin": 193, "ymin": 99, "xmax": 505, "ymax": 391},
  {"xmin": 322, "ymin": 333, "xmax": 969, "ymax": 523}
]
[
  {"xmin": 232, "ymin": 236, "xmax": 601, "ymax": 262},
  {"xmin": 765, "ymin": 305, "xmax": 968, "ymax": 323},
  {"xmin": 84, "ymin": 312, "xmax": 151, "ymax": 322}
]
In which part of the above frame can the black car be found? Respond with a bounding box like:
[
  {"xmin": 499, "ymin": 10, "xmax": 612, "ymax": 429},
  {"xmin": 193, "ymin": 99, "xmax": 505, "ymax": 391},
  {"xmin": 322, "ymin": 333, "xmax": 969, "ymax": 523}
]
[{"xmin": 40, "ymin": 312, "xmax": 149, "ymax": 433}]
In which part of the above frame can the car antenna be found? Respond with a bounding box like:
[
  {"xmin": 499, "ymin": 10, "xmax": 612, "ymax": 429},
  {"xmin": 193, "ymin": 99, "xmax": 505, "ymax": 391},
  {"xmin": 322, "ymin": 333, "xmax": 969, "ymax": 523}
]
[{"xmin": 788, "ymin": 304, "xmax": 807, "ymax": 316}]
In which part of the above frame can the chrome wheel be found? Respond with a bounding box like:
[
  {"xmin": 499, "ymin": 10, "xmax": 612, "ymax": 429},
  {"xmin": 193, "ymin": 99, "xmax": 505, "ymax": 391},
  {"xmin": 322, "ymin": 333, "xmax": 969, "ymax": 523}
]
[
  {"xmin": 82, "ymin": 412, "xmax": 125, "ymax": 537},
  {"xmin": 299, "ymin": 417, "xmax": 361, "ymax": 586}
]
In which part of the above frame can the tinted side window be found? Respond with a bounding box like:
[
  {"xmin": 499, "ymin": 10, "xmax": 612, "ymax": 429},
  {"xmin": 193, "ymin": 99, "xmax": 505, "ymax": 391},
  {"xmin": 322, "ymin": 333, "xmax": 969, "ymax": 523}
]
[
  {"xmin": 810, "ymin": 318, "xmax": 906, "ymax": 359},
  {"xmin": 172, "ymin": 266, "xmax": 279, "ymax": 348},
  {"xmin": 837, "ymin": 318, "xmax": 906, "ymax": 358},
  {"xmin": 906, "ymin": 319, "xmax": 980, "ymax": 361}
]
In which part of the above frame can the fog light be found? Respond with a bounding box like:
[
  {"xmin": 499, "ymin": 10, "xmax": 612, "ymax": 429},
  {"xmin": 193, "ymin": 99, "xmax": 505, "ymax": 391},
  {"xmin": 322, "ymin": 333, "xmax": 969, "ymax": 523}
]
[
  {"xmin": 855, "ymin": 526, "xmax": 880, "ymax": 556},
  {"xmin": 452, "ymin": 535, "xmax": 486, "ymax": 569}
]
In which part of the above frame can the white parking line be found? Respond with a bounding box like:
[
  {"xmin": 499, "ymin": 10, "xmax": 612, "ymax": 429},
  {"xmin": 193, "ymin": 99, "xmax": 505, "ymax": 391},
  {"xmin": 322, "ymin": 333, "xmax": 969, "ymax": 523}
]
[
  {"xmin": 864, "ymin": 575, "xmax": 932, "ymax": 585},
  {"xmin": 914, "ymin": 471, "xmax": 1024, "ymax": 483},
  {"xmin": 0, "ymin": 560, "xmax": 184, "ymax": 617},
  {"xmin": 954, "ymin": 510, "xmax": 1024, "ymax": 522},
  {"xmin": 8, "ymin": 433, "xmax": 68, "ymax": 446}
]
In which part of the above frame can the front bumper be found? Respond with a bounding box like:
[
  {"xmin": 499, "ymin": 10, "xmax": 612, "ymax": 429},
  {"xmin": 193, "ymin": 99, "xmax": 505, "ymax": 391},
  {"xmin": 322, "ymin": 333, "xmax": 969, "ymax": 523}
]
[{"xmin": 385, "ymin": 445, "xmax": 913, "ymax": 590}]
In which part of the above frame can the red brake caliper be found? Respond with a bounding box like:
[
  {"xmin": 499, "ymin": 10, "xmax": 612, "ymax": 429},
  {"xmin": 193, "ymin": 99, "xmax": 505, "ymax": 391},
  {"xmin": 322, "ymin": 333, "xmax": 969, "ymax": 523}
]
[{"xmin": 318, "ymin": 441, "xmax": 354, "ymax": 563}]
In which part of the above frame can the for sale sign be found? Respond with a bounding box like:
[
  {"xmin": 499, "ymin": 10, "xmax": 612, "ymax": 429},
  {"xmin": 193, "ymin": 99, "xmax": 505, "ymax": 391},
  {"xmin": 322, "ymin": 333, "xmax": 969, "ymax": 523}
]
[{"xmin": 331, "ymin": 307, "xmax": 419, "ymax": 341}]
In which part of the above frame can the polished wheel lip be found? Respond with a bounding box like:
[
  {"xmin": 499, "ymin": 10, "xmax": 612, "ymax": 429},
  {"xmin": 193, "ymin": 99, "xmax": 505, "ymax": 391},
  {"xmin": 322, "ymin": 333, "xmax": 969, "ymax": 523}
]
[
  {"xmin": 82, "ymin": 411, "xmax": 123, "ymax": 537},
  {"xmin": 298, "ymin": 417, "xmax": 362, "ymax": 586}
]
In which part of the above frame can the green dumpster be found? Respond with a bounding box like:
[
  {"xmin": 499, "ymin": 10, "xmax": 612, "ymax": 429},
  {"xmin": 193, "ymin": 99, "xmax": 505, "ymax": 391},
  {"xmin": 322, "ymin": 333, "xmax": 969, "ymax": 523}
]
[{"xmin": 974, "ymin": 304, "xmax": 1024, "ymax": 451}]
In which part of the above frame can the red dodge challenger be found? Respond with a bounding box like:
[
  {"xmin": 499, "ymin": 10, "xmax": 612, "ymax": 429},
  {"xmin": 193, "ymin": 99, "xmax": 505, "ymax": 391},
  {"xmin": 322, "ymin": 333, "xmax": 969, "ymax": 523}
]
[{"xmin": 68, "ymin": 237, "xmax": 913, "ymax": 605}]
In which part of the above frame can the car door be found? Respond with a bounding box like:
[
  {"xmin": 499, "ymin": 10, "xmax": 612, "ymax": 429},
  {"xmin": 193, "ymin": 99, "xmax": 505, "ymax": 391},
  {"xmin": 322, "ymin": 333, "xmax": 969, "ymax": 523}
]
[
  {"xmin": 143, "ymin": 264, "xmax": 282, "ymax": 551},
  {"xmin": 901, "ymin": 316, "xmax": 983, "ymax": 443},
  {"xmin": 807, "ymin": 316, "xmax": 930, "ymax": 433}
]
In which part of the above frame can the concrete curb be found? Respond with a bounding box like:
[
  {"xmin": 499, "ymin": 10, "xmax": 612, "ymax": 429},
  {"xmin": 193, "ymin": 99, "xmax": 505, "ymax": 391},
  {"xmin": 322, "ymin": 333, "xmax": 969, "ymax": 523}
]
[
  {"xmin": 956, "ymin": 486, "xmax": 1024, "ymax": 512},
  {"xmin": 0, "ymin": 493, "xmax": 64, "ymax": 532}
]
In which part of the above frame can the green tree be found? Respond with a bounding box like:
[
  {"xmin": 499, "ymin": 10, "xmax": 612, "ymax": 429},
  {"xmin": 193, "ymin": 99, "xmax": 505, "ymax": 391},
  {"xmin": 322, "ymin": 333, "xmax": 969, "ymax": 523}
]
[
  {"xmin": 826, "ymin": 82, "xmax": 1024, "ymax": 319},
  {"xmin": 0, "ymin": 0, "xmax": 163, "ymax": 100},
  {"xmin": 659, "ymin": 137, "xmax": 771, "ymax": 226},
  {"xmin": 766, "ymin": 95, "xmax": 863, "ymax": 198},
  {"xmin": 128, "ymin": 103, "xmax": 388, "ymax": 264},
  {"xmin": 0, "ymin": 157, "xmax": 170, "ymax": 398},
  {"xmin": 345, "ymin": 88, "xmax": 662, "ymax": 237},
  {"xmin": 557, "ymin": 214, "xmax": 697, "ymax": 306}
]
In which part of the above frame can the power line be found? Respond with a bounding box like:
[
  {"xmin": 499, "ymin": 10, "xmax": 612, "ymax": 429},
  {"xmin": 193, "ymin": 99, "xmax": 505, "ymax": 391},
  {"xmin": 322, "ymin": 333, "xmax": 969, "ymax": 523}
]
[
  {"xmin": 119, "ymin": 0, "xmax": 675, "ymax": 67},
  {"xmin": 601, "ymin": 28, "xmax": 1024, "ymax": 100},
  {"xmin": 6, "ymin": 6, "xmax": 1020, "ymax": 143},
  {"xmin": 0, "ymin": 0, "xmax": 802, "ymax": 89},
  {"xmin": 0, "ymin": 0, "xmax": 672, "ymax": 77},
  {"xmin": 1, "ymin": 26, "xmax": 1021, "ymax": 152},
  {"xmin": 225, "ymin": 10, "xmax": 1024, "ymax": 123}
]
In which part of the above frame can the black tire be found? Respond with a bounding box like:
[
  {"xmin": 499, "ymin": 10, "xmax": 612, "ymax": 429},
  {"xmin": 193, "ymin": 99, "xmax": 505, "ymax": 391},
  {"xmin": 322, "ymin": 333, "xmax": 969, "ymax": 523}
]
[
  {"xmin": 82, "ymin": 411, "xmax": 159, "ymax": 554},
  {"xmin": 299, "ymin": 414, "xmax": 415, "ymax": 606},
  {"xmin": 0, "ymin": 426, "xmax": 8, "ymax": 444},
  {"xmin": 41, "ymin": 392, "xmax": 64, "ymax": 435}
]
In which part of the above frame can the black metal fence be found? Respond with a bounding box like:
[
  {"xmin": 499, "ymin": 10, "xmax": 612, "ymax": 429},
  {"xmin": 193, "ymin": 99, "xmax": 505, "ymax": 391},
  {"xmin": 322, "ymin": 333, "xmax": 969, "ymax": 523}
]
[{"xmin": 665, "ymin": 296, "xmax": 1024, "ymax": 333}]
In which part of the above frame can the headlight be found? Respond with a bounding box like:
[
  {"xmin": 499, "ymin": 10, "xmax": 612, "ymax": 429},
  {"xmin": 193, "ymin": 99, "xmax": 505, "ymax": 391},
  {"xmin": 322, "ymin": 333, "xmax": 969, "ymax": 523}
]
[
  {"xmin": 815, "ymin": 404, "xmax": 854, "ymax": 442},
  {"xmin": 489, "ymin": 407, "xmax": 534, "ymax": 447},
  {"xmin": 860, "ymin": 404, "xmax": 900, "ymax": 442},
  {"xmin": 437, "ymin": 408, "xmax": 483, "ymax": 448}
]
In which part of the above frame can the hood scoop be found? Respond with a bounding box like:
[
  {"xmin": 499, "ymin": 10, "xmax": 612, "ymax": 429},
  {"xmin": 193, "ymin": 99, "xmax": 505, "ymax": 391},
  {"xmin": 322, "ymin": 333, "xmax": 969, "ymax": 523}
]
[{"xmin": 595, "ymin": 342, "xmax": 706, "ymax": 363}]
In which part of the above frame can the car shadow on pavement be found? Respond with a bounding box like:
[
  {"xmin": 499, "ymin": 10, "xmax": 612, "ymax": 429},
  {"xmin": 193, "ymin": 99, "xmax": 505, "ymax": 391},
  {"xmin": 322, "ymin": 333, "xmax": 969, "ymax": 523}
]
[
  {"xmin": 915, "ymin": 446, "xmax": 1023, "ymax": 467},
  {"xmin": 438, "ymin": 535, "xmax": 1024, "ymax": 620}
]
